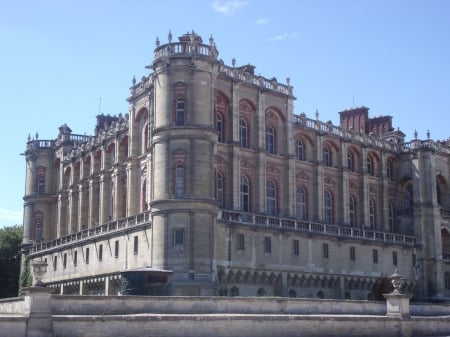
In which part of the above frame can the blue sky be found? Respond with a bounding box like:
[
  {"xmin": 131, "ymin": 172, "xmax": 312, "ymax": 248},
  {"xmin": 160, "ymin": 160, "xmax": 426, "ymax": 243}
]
[{"xmin": 1, "ymin": 0, "xmax": 449, "ymax": 227}]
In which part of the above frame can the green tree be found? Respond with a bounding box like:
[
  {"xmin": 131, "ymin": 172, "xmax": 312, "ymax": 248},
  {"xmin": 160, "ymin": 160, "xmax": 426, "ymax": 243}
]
[{"xmin": 0, "ymin": 225, "xmax": 23, "ymax": 298}]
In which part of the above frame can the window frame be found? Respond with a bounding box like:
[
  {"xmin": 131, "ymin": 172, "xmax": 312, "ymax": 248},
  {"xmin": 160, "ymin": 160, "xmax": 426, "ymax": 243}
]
[
  {"xmin": 264, "ymin": 236, "xmax": 272, "ymax": 254},
  {"xmin": 174, "ymin": 228, "xmax": 185, "ymax": 246},
  {"xmin": 240, "ymin": 175, "xmax": 250, "ymax": 212},
  {"xmin": 239, "ymin": 118, "xmax": 248, "ymax": 148},
  {"xmin": 265, "ymin": 126, "xmax": 276, "ymax": 154},
  {"xmin": 175, "ymin": 97, "xmax": 185, "ymax": 126},
  {"xmin": 266, "ymin": 179, "xmax": 277, "ymax": 216}
]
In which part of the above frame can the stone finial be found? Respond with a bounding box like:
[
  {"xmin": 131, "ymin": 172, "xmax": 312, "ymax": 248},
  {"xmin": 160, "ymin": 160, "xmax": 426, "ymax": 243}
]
[
  {"xmin": 427, "ymin": 129, "xmax": 430, "ymax": 139},
  {"xmin": 414, "ymin": 129, "xmax": 418, "ymax": 139},
  {"xmin": 286, "ymin": 77, "xmax": 290, "ymax": 85},
  {"xmin": 35, "ymin": 131, "xmax": 39, "ymax": 140},
  {"xmin": 209, "ymin": 34, "xmax": 214, "ymax": 46},
  {"xmin": 132, "ymin": 76, "xmax": 136, "ymax": 86},
  {"xmin": 168, "ymin": 30, "xmax": 172, "ymax": 43},
  {"xmin": 156, "ymin": 36, "xmax": 160, "ymax": 47},
  {"xmin": 315, "ymin": 109, "xmax": 319, "ymax": 120},
  {"xmin": 232, "ymin": 58, "xmax": 236, "ymax": 67},
  {"xmin": 28, "ymin": 134, "xmax": 31, "ymax": 142}
]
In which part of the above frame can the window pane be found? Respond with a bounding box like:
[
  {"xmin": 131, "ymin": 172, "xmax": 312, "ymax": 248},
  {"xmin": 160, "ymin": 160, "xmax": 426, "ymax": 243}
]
[
  {"xmin": 176, "ymin": 98, "xmax": 185, "ymax": 125},
  {"xmin": 176, "ymin": 166, "xmax": 185, "ymax": 198}
]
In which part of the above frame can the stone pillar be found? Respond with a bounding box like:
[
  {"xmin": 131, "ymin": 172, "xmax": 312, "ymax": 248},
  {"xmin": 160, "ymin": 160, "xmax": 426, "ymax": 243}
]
[
  {"xmin": 23, "ymin": 287, "xmax": 54, "ymax": 337},
  {"xmin": 384, "ymin": 292, "xmax": 412, "ymax": 318}
]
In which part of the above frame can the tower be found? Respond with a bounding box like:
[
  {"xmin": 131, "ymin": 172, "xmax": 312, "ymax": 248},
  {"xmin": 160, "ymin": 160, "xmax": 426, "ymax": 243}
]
[{"xmin": 129, "ymin": 31, "xmax": 220, "ymax": 295}]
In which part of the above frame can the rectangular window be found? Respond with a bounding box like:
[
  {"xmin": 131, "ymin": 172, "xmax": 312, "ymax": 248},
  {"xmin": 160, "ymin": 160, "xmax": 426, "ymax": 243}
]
[
  {"xmin": 293, "ymin": 239, "xmax": 300, "ymax": 256},
  {"xmin": 114, "ymin": 240, "xmax": 119, "ymax": 258},
  {"xmin": 174, "ymin": 228, "xmax": 184, "ymax": 245},
  {"xmin": 393, "ymin": 251, "xmax": 398, "ymax": 266},
  {"xmin": 373, "ymin": 249, "xmax": 378, "ymax": 264},
  {"xmin": 73, "ymin": 250, "xmax": 78, "ymax": 266},
  {"xmin": 350, "ymin": 246, "xmax": 355, "ymax": 261},
  {"xmin": 264, "ymin": 236, "xmax": 272, "ymax": 254},
  {"xmin": 98, "ymin": 244, "xmax": 103, "ymax": 261},
  {"xmin": 237, "ymin": 233, "xmax": 245, "ymax": 251},
  {"xmin": 63, "ymin": 253, "xmax": 67, "ymax": 269},
  {"xmin": 133, "ymin": 236, "xmax": 138, "ymax": 255},
  {"xmin": 322, "ymin": 243, "xmax": 329, "ymax": 259},
  {"xmin": 85, "ymin": 247, "xmax": 90, "ymax": 264},
  {"xmin": 53, "ymin": 256, "xmax": 57, "ymax": 270}
]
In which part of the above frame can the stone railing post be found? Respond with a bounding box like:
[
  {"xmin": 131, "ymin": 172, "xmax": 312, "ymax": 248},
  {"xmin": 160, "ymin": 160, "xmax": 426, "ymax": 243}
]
[
  {"xmin": 383, "ymin": 269, "xmax": 412, "ymax": 318},
  {"xmin": 22, "ymin": 287, "xmax": 54, "ymax": 337}
]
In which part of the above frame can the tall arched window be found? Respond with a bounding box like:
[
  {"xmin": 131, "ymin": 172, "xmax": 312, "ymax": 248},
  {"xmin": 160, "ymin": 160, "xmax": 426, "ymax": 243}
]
[
  {"xmin": 389, "ymin": 202, "xmax": 395, "ymax": 232},
  {"xmin": 175, "ymin": 165, "xmax": 185, "ymax": 198},
  {"xmin": 34, "ymin": 212, "xmax": 43, "ymax": 242},
  {"xmin": 240, "ymin": 175, "xmax": 250, "ymax": 212},
  {"xmin": 216, "ymin": 172, "xmax": 224, "ymax": 208},
  {"xmin": 369, "ymin": 199, "xmax": 376, "ymax": 229},
  {"xmin": 239, "ymin": 118, "xmax": 248, "ymax": 148},
  {"xmin": 296, "ymin": 187, "xmax": 307, "ymax": 220},
  {"xmin": 37, "ymin": 175, "xmax": 45, "ymax": 194},
  {"xmin": 266, "ymin": 126, "xmax": 275, "ymax": 154},
  {"xmin": 216, "ymin": 113, "xmax": 224, "ymax": 143},
  {"xmin": 386, "ymin": 160, "xmax": 393, "ymax": 180},
  {"xmin": 445, "ymin": 272, "xmax": 450, "ymax": 290},
  {"xmin": 296, "ymin": 139, "xmax": 304, "ymax": 161},
  {"xmin": 347, "ymin": 151, "xmax": 354, "ymax": 172},
  {"xmin": 323, "ymin": 146, "xmax": 332, "ymax": 167},
  {"xmin": 176, "ymin": 97, "xmax": 185, "ymax": 126},
  {"xmin": 324, "ymin": 190, "xmax": 333, "ymax": 224},
  {"xmin": 266, "ymin": 180, "xmax": 277, "ymax": 216},
  {"xmin": 367, "ymin": 155, "xmax": 374, "ymax": 176},
  {"xmin": 349, "ymin": 195, "xmax": 356, "ymax": 227}
]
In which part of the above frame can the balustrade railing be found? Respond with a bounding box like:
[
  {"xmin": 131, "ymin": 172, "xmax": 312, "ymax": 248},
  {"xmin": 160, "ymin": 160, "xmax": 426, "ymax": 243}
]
[
  {"xmin": 219, "ymin": 210, "xmax": 416, "ymax": 246},
  {"xmin": 29, "ymin": 211, "xmax": 152, "ymax": 254}
]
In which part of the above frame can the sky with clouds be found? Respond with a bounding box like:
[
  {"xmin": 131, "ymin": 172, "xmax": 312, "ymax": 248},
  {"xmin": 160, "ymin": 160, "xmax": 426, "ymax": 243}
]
[{"xmin": 1, "ymin": 0, "xmax": 450, "ymax": 228}]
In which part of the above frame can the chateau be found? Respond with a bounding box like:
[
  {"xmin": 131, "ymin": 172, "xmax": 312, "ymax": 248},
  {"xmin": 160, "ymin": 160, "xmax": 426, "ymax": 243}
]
[{"xmin": 21, "ymin": 31, "xmax": 450, "ymax": 301}]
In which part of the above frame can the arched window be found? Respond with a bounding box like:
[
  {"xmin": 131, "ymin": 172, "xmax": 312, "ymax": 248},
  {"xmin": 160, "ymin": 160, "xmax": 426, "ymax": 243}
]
[
  {"xmin": 349, "ymin": 195, "xmax": 356, "ymax": 227},
  {"xmin": 257, "ymin": 288, "xmax": 266, "ymax": 297},
  {"xmin": 386, "ymin": 160, "xmax": 393, "ymax": 180},
  {"xmin": 296, "ymin": 139, "xmax": 304, "ymax": 161},
  {"xmin": 404, "ymin": 184, "xmax": 413, "ymax": 208},
  {"xmin": 389, "ymin": 202, "xmax": 395, "ymax": 232},
  {"xmin": 230, "ymin": 286, "xmax": 239, "ymax": 297},
  {"xmin": 266, "ymin": 180, "xmax": 277, "ymax": 216},
  {"xmin": 296, "ymin": 187, "xmax": 307, "ymax": 220},
  {"xmin": 175, "ymin": 165, "xmax": 185, "ymax": 198},
  {"xmin": 323, "ymin": 146, "xmax": 332, "ymax": 167},
  {"xmin": 369, "ymin": 199, "xmax": 376, "ymax": 229},
  {"xmin": 288, "ymin": 289, "xmax": 297, "ymax": 298},
  {"xmin": 239, "ymin": 118, "xmax": 248, "ymax": 148},
  {"xmin": 437, "ymin": 181, "xmax": 442, "ymax": 206},
  {"xmin": 216, "ymin": 172, "xmax": 224, "ymax": 208},
  {"xmin": 317, "ymin": 290, "xmax": 325, "ymax": 299},
  {"xmin": 216, "ymin": 113, "xmax": 224, "ymax": 143},
  {"xmin": 34, "ymin": 212, "xmax": 43, "ymax": 243},
  {"xmin": 347, "ymin": 151, "xmax": 354, "ymax": 172},
  {"xmin": 240, "ymin": 175, "xmax": 250, "ymax": 212},
  {"xmin": 445, "ymin": 272, "xmax": 450, "ymax": 290},
  {"xmin": 266, "ymin": 126, "xmax": 275, "ymax": 154},
  {"xmin": 37, "ymin": 175, "xmax": 45, "ymax": 194},
  {"xmin": 176, "ymin": 97, "xmax": 185, "ymax": 125},
  {"xmin": 324, "ymin": 190, "xmax": 333, "ymax": 224},
  {"xmin": 367, "ymin": 155, "xmax": 374, "ymax": 176}
]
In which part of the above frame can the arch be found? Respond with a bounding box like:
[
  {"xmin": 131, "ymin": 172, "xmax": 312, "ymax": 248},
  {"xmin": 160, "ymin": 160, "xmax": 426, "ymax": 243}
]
[
  {"xmin": 288, "ymin": 289, "xmax": 297, "ymax": 298},
  {"xmin": 317, "ymin": 290, "xmax": 325, "ymax": 299},
  {"xmin": 436, "ymin": 174, "xmax": 449, "ymax": 207},
  {"xmin": 265, "ymin": 106, "xmax": 285, "ymax": 122},
  {"xmin": 257, "ymin": 287, "xmax": 266, "ymax": 297},
  {"xmin": 239, "ymin": 98, "xmax": 257, "ymax": 113},
  {"xmin": 135, "ymin": 107, "xmax": 148, "ymax": 122},
  {"xmin": 230, "ymin": 286, "xmax": 239, "ymax": 297}
]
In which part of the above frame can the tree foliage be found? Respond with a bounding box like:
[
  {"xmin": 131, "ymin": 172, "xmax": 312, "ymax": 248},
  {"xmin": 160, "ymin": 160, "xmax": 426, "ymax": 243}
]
[{"xmin": 0, "ymin": 225, "xmax": 23, "ymax": 298}]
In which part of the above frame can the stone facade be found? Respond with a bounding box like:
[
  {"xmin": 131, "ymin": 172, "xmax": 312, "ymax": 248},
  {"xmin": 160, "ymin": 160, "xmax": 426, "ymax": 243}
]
[{"xmin": 22, "ymin": 31, "xmax": 450, "ymax": 301}]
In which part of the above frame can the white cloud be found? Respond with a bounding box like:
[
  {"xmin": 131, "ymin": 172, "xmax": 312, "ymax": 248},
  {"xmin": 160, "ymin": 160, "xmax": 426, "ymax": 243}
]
[
  {"xmin": 255, "ymin": 17, "xmax": 268, "ymax": 25},
  {"xmin": 211, "ymin": 0, "xmax": 248, "ymax": 15},
  {"xmin": 0, "ymin": 208, "xmax": 22, "ymax": 227},
  {"xmin": 268, "ymin": 32, "xmax": 297, "ymax": 42}
]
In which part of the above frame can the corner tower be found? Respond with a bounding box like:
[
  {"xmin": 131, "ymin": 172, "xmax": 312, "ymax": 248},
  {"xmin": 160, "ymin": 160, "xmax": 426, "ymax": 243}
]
[{"xmin": 130, "ymin": 31, "xmax": 220, "ymax": 295}]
